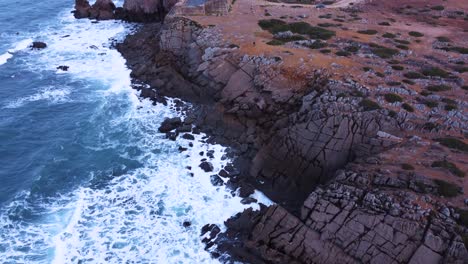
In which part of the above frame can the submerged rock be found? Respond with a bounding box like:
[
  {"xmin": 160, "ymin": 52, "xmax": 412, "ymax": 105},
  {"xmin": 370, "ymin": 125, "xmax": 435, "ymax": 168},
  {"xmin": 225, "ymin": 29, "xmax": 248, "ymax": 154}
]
[
  {"xmin": 158, "ymin": 117, "xmax": 182, "ymax": 133},
  {"xmin": 31, "ymin": 42, "xmax": 47, "ymax": 49},
  {"xmin": 199, "ymin": 161, "xmax": 213, "ymax": 172}
]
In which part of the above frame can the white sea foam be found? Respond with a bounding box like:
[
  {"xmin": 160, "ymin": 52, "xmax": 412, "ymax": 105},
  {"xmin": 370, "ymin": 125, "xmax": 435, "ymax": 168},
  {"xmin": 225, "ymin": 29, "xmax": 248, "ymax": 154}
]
[
  {"xmin": 0, "ymin": 7, "xmax": 274, "ymax": 264},
  {"xmin": 3, "ymin": 86, "xmax": 71, "ymax": 109},
  {"xmin": 0, "ymin": 38, "xmax": 33, "ymax": 66}
]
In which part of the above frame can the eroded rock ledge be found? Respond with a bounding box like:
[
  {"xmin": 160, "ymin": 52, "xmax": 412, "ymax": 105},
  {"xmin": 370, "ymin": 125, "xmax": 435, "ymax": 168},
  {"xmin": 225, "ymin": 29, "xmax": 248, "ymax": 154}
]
[{"xmin": 114, "ymin": 16, "xmax": 468, "ymax": 264}]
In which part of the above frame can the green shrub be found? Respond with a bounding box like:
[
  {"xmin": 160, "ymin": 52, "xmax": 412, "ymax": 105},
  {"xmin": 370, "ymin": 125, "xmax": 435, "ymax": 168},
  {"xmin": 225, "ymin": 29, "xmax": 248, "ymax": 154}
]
[
  {"xmin": 431, "ymin": 5, "xmax": 445, "ymax": 11},
  {"xmin": 394, "ymin": 39, "xmax": 411, "ymax": 45},
  {"xmin": 370, "ymin": 43, "xmax": 399, "ymax": 58},
  {"xmin": 409, "ymin": 31, "xmax": 424, "ymax": 37},
  {"xmin": 445, "ymin": 104, "xmax": 458, "ymax": 111},
  {"xmin": 402, "ymin": 163, "xmax": 414, "ymax": 170},
  {"xmin": 320, "ymin": 49, "xmax": 331, "ymax": 54},
  {"xmin": 427, "ymin": 84, "xmax": 451, "ymax": 92},
  {"xmin": 318, "ymin": 23, "xmax": 341, "ymax": 28},
  {"xmin": 440, "ymin": 46, "xmax": 468, "ymax": 54},
  {"xmin": 454, "ymin": 66, "xmax": 468, "ymax": 73},
  {"xmin": 258, "ymin": 19, "xmax": 288, "ymax": 33},
  {"xmin": 441, "ymin": 98, "xmax": 457, "ymax": 105},
  {"xmin": 423, "ymin": 122, "xmax": 438, "ymax": 130},
  {"xmin": 422, "ymin": 67, "xmax": 450, "ymax": 78},
  {"xmin": 266, "ymin": 39, "xmax": 284, "ymax": 46},
  {"xmin": 387, "ymin": 59, "xmax": 400, "ymax": 64},
  {"xmin": 392, "ymin": 65, "xmax": 404, "ymax": 70},
  {"xmin": 463, "ymin": 86, "xmax": 468, "ymax": 90},
  {"xmin": 396, "ymin": 45, "xmax": 409, "ymax": 50},
  {"xmin": 376, "ymin": 72, "xmax": 385, "ymax": 77},
  {"xmin": 363, "ymin": 67, "xmax": 372, "ymax": 72},
  {"xmin": 383, "ymin": 32, "xmax": 396, "ymax": 38},
  {"xmin": 402, "ymin": 79, "xmax": 415, "ymax": 85},
  {"xmin": 358, "ymin": 29, "xmax": 378, "ymax": 35},
  {"xmin": 457, "ymin": 209, "xmax": 468, "ymax": 227},
  {"xmin": 402, "ymin": 103, "xmax": 414, "ymax": 112},
  {"xmin": 387, "ymin": 81, "xmax": 401, "ymax": 86},
  {"xmin": 360, "ymin": 99, "xmax": 381, "ymax": 111},
  {"xmin": 435, "ymin": 137, "xmax": 468, "ymax": 152},
  {"xmin": 384, "ymin": 93, "xmax": 403, "ymax": 103},
  {"xmin": 421, "ymin": 91, "xmax": 432, "ymax": 97},
  {"xmin": 388, "ymin": 110, "xmax": 397, "ymax": 117},
  {"xmin": 336, "ymin": 50, "xmax": 351, "ymax": 56},
  {"xmin": 378, "ymin": 22, "xmax": 390, "ymax": 26},
  {"xmin": 434, "ymin": 179, "xmax": 461, "ymax": 197},
  {"xmin": 345, "ymin": 46, "xmax": 360, "ymax": 53},
  {"xmin": 276, "ymin": 35, "xmax": 308, "ymax": 42},
  {"xmin": 436, "ymin": 36, "xmax": 451, "ymax": 42},
  {"xmin": 431, "ymin": 160, "xmax": 465, "ymax": 177},
  {"xmin": 424, "ymin": 100, "xmax": 438, "ymax": 108},
  {"xmin": 404, "ymin": 71, "xmax": 424, "ymax": 79},
  {"xmin": 304, "ymin": 40, "xmax": 328, "ymax": 49},
  {"xmin": 288, "ymin": 22, "xmax": 336, "ymax": 39}
]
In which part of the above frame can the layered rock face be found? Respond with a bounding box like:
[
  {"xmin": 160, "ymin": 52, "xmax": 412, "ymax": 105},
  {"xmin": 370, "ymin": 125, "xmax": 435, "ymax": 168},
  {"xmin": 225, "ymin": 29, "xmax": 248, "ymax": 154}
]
[
  {"xmin": 115, "ymin": 18, "xmax": 468, "ymax": 263},
  {"xmin": 73, "ymin": 0, "xmax": 115, "ymax": 20},
  {"xmin": 211, "ymin": 166, "xmax": 468, "ymax": 263},
  {"xmin": 74, "ymin": 0, "xmax": 177, "ymax": 21}
]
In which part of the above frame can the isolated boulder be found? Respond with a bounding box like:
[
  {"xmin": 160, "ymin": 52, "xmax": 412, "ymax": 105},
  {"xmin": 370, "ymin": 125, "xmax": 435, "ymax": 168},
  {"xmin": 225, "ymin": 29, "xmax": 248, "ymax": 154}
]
[
  {"xmin": 31, "ymin": 42, "xmax": 47, "ymax": 49},
  {"xmin": 74, "ymin": 0, "xmax": 91, "ymax": 18}
]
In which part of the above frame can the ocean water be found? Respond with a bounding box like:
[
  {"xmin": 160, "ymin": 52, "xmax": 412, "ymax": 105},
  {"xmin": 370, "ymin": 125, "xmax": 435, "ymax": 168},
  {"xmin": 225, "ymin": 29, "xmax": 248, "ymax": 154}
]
[{"xmin": 0, "ymin": 1, "xmax": 271, "ymax": 263}]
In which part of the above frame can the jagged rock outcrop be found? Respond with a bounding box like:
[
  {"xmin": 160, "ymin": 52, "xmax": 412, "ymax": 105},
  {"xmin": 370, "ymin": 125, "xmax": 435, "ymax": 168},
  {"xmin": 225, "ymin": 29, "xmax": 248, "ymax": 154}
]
[
  {"xmin": 120, "ymin": 18, "xmax": 403, "ymax": 209},
  {"xmin": 74, "ymin": 0, "xmax": 177, "ymax": 21},
  {"xmin": 210, "ymin": 167, "xmax": 468, "ymax": 263},
  {"xmin": 73, "ymin": 0, "xmax": 115, "ymax": 20},
  {"xmin": 115, "ymin": 18, "xmax": 468, "ymax": 263}
]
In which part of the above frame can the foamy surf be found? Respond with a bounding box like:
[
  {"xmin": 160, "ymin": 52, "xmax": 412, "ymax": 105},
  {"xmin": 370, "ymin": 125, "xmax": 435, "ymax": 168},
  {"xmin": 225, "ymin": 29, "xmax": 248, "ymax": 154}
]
[
  {"xmin": 0, "ymin": 4, "xmax": 274, "ymax": 264},
  {"xmin": 0, "ymin": 38, "xmax": 33, "ymax": 66}
]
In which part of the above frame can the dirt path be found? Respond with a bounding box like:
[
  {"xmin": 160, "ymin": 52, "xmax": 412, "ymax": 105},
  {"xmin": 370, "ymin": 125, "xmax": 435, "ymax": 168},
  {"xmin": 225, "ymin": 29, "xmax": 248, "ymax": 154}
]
[{"xmin": 328, "ymin": 0, "xmax": 366, "ymax": 8}]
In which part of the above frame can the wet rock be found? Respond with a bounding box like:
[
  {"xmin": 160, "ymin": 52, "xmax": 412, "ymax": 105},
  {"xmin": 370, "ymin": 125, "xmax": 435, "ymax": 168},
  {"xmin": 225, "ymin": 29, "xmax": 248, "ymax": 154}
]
[
  {"xmin": 210, "ymin": 175, "xmax": 224, "ymax": 186},
  {"xmin": 57, "ymin": 65, "xmax": 69, "ymax": 71},
  {"xmin": 183, "ymin": 221, "xmax": 191, "ymax": 227},
  {"xmin": 178, "ymin": 146, "xmax": 188, "ymax": 152},
  {"xmin": 165, "ymin": 131, "xmax": 178, "ymax": 141},
  {"xmin": 31, "ymin": 42, "xmax": 47, "ymax": 49},
  {"xmin": 240, "ymin": 197, "xmax": 257, "ymax": 204},
  {"xmin": 181, "ymin": 133, "xmax": 195, "ymax": 140},
  {"xmin": 159, "ymin": 117, "xmax": 182, "ymax": 133},
  {"xmin": 176, "ymin": 125, "xmax": 192, "ymax": 133},
  {"xmin": 199, "ymin": 162, "xmax": 214, "ymax": 172}
]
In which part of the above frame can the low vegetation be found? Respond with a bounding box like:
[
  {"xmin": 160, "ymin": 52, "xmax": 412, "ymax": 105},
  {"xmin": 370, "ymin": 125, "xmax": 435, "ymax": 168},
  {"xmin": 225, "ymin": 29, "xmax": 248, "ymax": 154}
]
[
  {"xmin": 369, "ymin": 43, "xmax": 399, "ymax": 58},
  {"xmin": 358, "ymin": 29, "xmax": 378, "ymax": 35},
  {"xmin": 422, "ymin": 67, "xmax": 450, "ymax": 78},
  {"xmin": 258, "ymin": 19, "xmax": 336, "ymax": 40},
  {"xmin": 435, "ymin": 137, "xmax": 468, "ymax": 152},
  {"xmin": 404, "ymin": 71, "xmax": 424, "ymax": 79},
  {"xmin": 402, "ymin": 103, "xmax": 414, "ymax": 112},
  {"xmin": 434, "ymin": 179, "xmax": 461, "ymax": 197},
  {"xmin": 426, "ymin": 84, "xmax": 451, "ymax": 92},
  {"xmin": 359, "ymin": 99, "xmax": 381, "ymax": 111},
  {"xmin": 384, "ymin": 93, "xmax": 403, "ymax": 103},
  {"xmin": 431, "ymin": 160, "xmax": 465, "ymax": 177},
  {"xmin": 409, "ymin": 31, "xmax": 424, "ymax": 37},
  {"xmin": 401, "ymin": 163, "xmax": 414, "ymax": 170}
]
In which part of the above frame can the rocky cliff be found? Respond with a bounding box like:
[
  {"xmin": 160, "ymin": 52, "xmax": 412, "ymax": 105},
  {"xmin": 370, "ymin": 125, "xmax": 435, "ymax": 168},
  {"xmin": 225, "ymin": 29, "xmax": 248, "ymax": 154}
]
[
  {"xmin": 115, "ymin": 17, "xmax": 468, "ymax": 263},
  {"xmin": 74, "ymin": 0, "xmax": 177, "ymax": 21}
]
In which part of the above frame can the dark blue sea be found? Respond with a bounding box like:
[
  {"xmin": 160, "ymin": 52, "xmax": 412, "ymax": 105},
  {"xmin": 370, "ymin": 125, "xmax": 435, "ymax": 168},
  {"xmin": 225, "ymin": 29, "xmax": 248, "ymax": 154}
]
[{"xmin": 0, "ymin": 1, "xmax": 270, "ymax": 262}]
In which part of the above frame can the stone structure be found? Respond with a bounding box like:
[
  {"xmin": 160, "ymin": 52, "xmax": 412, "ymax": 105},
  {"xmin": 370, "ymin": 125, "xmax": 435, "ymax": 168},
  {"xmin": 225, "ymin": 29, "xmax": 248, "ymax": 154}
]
[{"xmin": 170, "ymin": 0, "xmax": 230, "ymax": 16}]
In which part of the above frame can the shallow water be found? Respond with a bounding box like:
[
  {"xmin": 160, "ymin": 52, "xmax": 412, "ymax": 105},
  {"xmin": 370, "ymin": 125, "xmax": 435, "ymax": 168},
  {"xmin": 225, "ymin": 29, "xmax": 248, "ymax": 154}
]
[{"xmin": 0, "ymin": 1, "xmax": 271, "ymax": 263}]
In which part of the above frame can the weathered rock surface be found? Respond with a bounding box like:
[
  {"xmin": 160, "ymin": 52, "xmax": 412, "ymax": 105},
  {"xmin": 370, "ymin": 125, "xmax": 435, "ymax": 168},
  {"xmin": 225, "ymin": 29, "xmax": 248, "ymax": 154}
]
[
  {"xmin": 115, "ymin": 17, "xmax": 468, "ymax": 264},
  {"xmin": 31, "ymin": 41, "xmax": 47, "ymax": 49},
  {"xmin": 210, "ymin": 167, "xmax": 468, "ymax": 263},
  {"xmin": 74, "ymin": 0, "xmax": 176, "ymax": 21}
]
